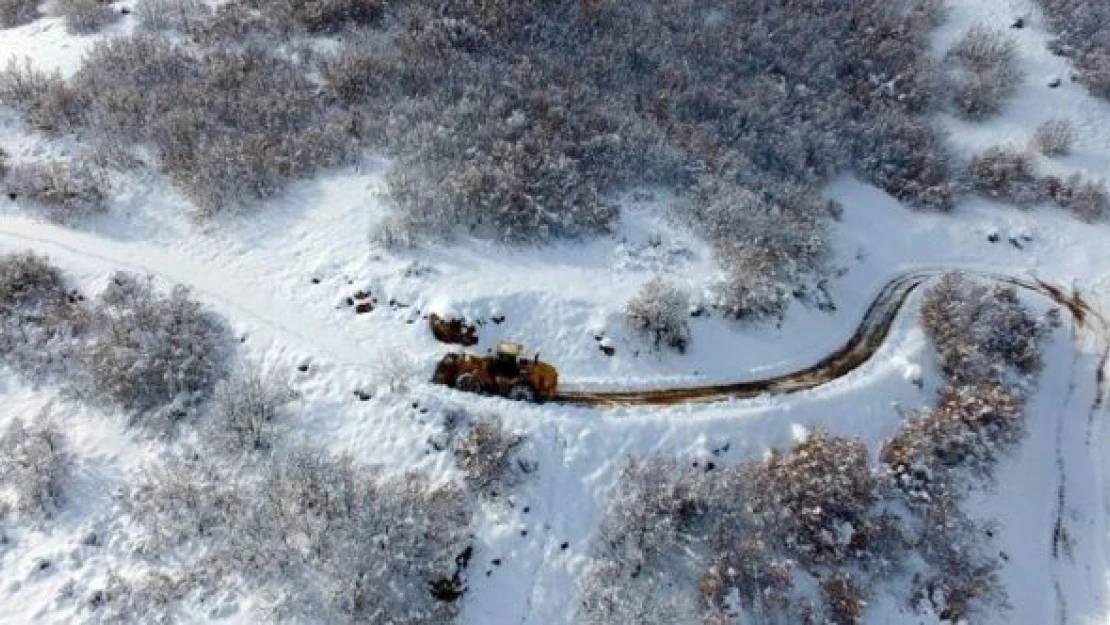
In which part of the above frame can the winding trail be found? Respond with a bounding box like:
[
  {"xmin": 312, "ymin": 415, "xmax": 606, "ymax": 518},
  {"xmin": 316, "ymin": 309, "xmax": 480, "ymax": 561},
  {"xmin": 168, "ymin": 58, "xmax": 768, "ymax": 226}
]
[
  {"xmin": 0, "ymin": 218, "xmax": 1105, "ymax": 410},
  {"xmin": 556, "ymin": 271, "xmax": 1110, "ymax": 407}
]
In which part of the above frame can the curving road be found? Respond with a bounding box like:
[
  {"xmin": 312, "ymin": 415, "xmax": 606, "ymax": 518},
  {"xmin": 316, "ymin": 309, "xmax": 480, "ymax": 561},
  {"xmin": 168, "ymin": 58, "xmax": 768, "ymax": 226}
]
[
  {"xmin": 0, "ymin": 218, "xmax": 1104, "ymax": 410},
  {"xmin": 555, "ymin": 270, "xmax": 1110, "ymax": 407}
]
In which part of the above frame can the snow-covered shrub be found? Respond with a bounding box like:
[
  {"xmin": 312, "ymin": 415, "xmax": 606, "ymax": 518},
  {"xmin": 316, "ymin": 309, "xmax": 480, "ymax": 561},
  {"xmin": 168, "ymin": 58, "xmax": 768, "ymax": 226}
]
[
  {"xmin": 0, "ymin": 416, "xmax": 72, "ymax": 519},
  {"xmin": 946, "ymin": 27, "xmax": 1023, "ymax": 120},
  {"xmin": 0, "ymin": 0, "xmax": 38, "ymax": 27},
  {"xmin": 57, "ymin": 36, "xmax": 356, "ymax": 216},
  {"xmin": 624, "ymin": 277, "xmax": 690, "ymax": 352},
  {"xmin": 56, "ymin": 0, "xmax": 119, "ymax": 34},
  {"xmin": 856, "ymin": 112, "xmax": 957, "ymax": 212},
  {"xmin": 124, "ymin": 446, "xmax": 472, "ymax": 623},
  {"xmin": 1042, "ymin": 173, "xmax": 1110, "ymax": 221},
  {"xmin": 582, "ymin": 430, "xmax": 909, "ymax": 625},
  {"xmin": 453, "ymin": 415, "xmax": 531, "ymax": 498},
  {"xmin": 204, "ymin": 368, "xmax": 297, "ymax": 455},
  {"xmin": 966, "ymin": 146, "xmax": 1041, "ymax": 205},
  {"xmin": 135, "ymin": 0, "xmax": 210, "ymax": 31},
  {"xmin": 920, "ymin": 273, "xmax": 1046, "ymax": 383},
  {"xmin": 0, "ymin": 252, "xmax": 88, "ymax": 377},
  {"xmin": 0, "ymin": 58, "xmax": 54, "ymax": 108},
  {"xmin": 75, "ymin": 272, "xmax": 231, "ymax": 431},
  {"xmin": 1036, "ymin": 0, "xmax": 1110, "ymax": 100},
  {"xmin": 1033, "ymin": 118, "xmax": 1075, "ymax": 156},
  {"xmin": 882, "ymin": 381, "xmax": 1024, "ymax": 502},
  {"xmin": 689, "ymin": 180, "xmax": 831, "ymax": 321},
  {"xmin": 4, "ymin": 160, "xmax": 108, "ymax": 222}
]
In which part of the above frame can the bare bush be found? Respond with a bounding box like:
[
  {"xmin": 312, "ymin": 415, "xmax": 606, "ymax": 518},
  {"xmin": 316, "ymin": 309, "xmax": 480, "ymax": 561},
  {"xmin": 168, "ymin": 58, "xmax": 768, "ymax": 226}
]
[
  {"xmin": 205, "ymin": 368, "xmax": 297, "ymax": 455},
  {"xmin": 123, "ymin": 446, "xmax": 472, "ymax": 623},
  {"xmin": 1037, "ymin": 0, "xmax": 1110, "ymax": 100},
  {"xmin": 75, "ymin": 272, "xmax": 231, "ymax": 431},
  {"xmin": 946, "ymin": 28, "xmax": 1023, "ymax": 119},
  {"xmin": 0, "ymin": 0, "xmax": 38, "ymax": 27},
  {"xmin": 0, "ymin": 252, "xmax": 88, "ymax": 377},
  {"xmin": 883, "ymin": 381, "xmax": 1024, "ymax": 503},
  {"xmin": 690, "ymin": 180, "xmax": 831, "ymax": 321},
  {"xmin": 56, "ymin": 0, "xmax": 119, "ymax": 34},
  {"xmin": 582, "ymin": 430, "xmax": 910, "ymax": 624},
  {"xmin": 4, "ymin": 160, "xmax": 108, "ymax": 222},
  {"xmin": 0, "ymin": 416, "xmax": 72, "ymax": 519},
  {"xmin": 1032, "ymin": 119, "xmax": 1075, "ymax": 157},
  {"xmin": 1041, "ymin": 173, "xmax": 1110, "ymax": 221},
  {"xmin": 624, "ymin": 277, "xmax": 690, "ymax": 352},
  {"xmin": 920, "ymin": 273, "xmax": 1047, "ymax": 382},
  {"xmin": 453, "ymin": 416, "xmax": 531, "ymax": 498},
  {"xmin": 135, "ymin": 0, "xmax": 209, "ymax": 31},
  {"xmin": 966, "ymin": 147, "xmax": 1041, "ymax": 205}
]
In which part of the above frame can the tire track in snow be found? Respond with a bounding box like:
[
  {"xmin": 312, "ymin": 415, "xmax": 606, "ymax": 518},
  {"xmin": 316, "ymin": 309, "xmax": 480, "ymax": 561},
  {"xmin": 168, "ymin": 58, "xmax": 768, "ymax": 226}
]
[{"xmin": 0, "ymin": 218, "xmax": 377, "ymax": 368}]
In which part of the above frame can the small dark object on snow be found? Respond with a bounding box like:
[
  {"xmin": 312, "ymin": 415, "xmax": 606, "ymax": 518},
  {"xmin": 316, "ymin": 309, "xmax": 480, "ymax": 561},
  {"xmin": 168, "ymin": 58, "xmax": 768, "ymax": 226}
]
[
  {"xmin": 491, "ymin": 558, "xmax": 501, "ymax": 566},
  {"xmin": 297, "ymin": 363, "xmax": 309, "ymax": 372},
  {"xmin": 353, "ymin": 290, "xmax": 370, "ymax": 300},
  {"xmin": 521, "ymin": 530, "xmax": 528, "ymax": 536},
  {"xmin": 1008, "ymin": 236, "xmax": 1024, "ymax": 249},
  {"xmin": 354, "ymin": 390, "xmax": 372, "ymax": 401},
  {"xmin": 1010, "ymin": 17, "xmax": 1024, "ymax": 28},
  {"xmin": 345, "ymin": 297, "xmax": 354, "ymax": 306},
  {"xmin": 593, "ymin": 334, "xmax": 603, "ymax": 342},
  {"xmin": 561, "ymin": 542, "xmax": 569, "ymax": 550},
  {"xmin": 1049, "ymin": 77, "xmax": 1062, "ymax": 88},
  {"xmin": 7, "ymin": 193, "xmax": 16, "ymax": 201},
  {"xmin": 120, "ymin": 6, "xmax": 130, "ymax": 14},
  {"xmin": 599, "ymin": 344, "xmax": 616, "ymax": 357},
  {"xmin": 987, "ymin": 232, "xmax": 1000, "ymax": 243},
  {"xmin": 429, "ymin": 576, "xmax": 465, "ymax": 602},
  {"xmin": 523, "ymin": 506, "xmax": 530, "ymax": 514},
  {"xmin": 429, "ymin": 313, "xmax": 479, "ymax": 346},
  {"xmin": 690, "ymin": 304, "xmax": 707, "ymax": 318},
  {"xmin": 491, "ymin": 314, "xmax": 506, "ymax": 324},
  {"xmin": 705, "ymin": 461, "xmax": 716, "ymax": 471},
  {"xmin": 354, "ymin": 302, "xmax": 373, "ymax": 314},
  {"xmin": 311, "ymin": 278, "xmax": 320, "ymax": 284}
]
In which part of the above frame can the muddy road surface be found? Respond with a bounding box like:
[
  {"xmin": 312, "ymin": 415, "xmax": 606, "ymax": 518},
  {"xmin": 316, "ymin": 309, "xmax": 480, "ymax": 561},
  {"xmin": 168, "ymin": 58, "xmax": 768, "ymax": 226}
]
[{"xmin": 555, "ymin": 270, "xmax": 1109, "ymax": 407}]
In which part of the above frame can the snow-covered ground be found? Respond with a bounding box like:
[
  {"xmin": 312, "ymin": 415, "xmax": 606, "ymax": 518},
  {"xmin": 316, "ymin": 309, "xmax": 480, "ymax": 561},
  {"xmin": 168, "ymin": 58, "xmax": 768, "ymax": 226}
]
[{"xmin": 1, "ymin": 0, "xmax": 1110, "ymax": 624}]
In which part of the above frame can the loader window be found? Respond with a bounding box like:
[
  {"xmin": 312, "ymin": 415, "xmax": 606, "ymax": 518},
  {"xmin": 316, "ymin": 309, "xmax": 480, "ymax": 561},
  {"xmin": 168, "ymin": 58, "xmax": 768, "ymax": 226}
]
[{"xmin": 490, "ymin": 351, "xmax": 520, "ymax": 378}]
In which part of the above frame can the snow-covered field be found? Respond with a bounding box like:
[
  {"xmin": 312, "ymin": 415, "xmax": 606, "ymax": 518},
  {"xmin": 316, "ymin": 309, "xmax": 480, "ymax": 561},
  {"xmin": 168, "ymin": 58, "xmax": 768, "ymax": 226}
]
[{"xmin": 1, "ymin": 0, "xmax": 1110, "ymax": 624}]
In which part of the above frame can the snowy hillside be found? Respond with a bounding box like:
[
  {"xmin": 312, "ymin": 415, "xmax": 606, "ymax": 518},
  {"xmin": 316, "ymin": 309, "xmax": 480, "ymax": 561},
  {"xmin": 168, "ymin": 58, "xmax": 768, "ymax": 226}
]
[{"xmin": 0, "ymin": 0, "xmax": 1109, "ymax": 624}]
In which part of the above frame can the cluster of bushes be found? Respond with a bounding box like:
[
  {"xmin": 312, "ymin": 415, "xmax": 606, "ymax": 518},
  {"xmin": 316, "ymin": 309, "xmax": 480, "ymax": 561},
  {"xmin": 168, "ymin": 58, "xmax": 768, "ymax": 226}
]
[
  {"xmin": 1, "ymin": 0, "xmax": 959, "ymax": 318},
  {"xmin": 73, "ymin": 272, "xmax": 231, "ymax": 434},
  {"xmin": 0, "ymin": 0, "xmax": 37, "ymax": 28},
  {"xmin": 55, "ymin": 0, "xmax": 119, "ymax": 35},
  {"xmin": 581, "ymin": 274, "xmax": 1049, "ymax": 623},
  {"xmin": 919, "ymin": 273, "xmax": 1046, "ymax": 382},
  {"xmin": 1037, "ymin": 0, "xmax": 1110, "ymax": 99},
  {"xmin": 114, "ymin": 445, "xmax": 472, "ymax": 623},
  {"xmin": 966, "ymin": 146, "xmax": 1110, "ymax": 220},
  {"xmin": 945, "ymin": 27, "xmax": 1023, "ymax": 120},
  {"xmin": 3, "ymin": 159, "xmax": 108, "ymax": 223},
  {"xmin": 0, "ymin": 252, "xmax": 88, "ymax": 377},
  {"xmin": 1, "ymin": 36, "xmax": 358, "ymax": 217},
  {"xmin": 1033, "ymin": 118, "xmax": 1075, "ymax": 157},
  {"xmin": 579, "ymin": 427, "xmax": 1000, "ymax": 624}
]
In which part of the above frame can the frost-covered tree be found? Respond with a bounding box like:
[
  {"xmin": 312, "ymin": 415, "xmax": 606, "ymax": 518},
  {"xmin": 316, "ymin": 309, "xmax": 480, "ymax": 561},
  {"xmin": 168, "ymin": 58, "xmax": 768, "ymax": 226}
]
[
  {"xmin": 1033, "ymin": 119, "xmax": 1075, "ymax": 157},
  {"xmin": 0, "ymin": 416, "xmax": 72, "ymax": 519},
  {"xmin": 75, "ymin": 272, "xmax": 231, "ymax": 432},
  {"xmin": 204, "ymin": 367, "xmax": 297, "ymax": 455},
  {"xmin": 55, "ymin": 0, "xmax": 119, "ymax": 34},
  {"xmin": 624, "ymin": 277, "xmax": 690, "ymax": 352},
  {"xmin": 4, "ymin": 159, "xmax": 108, "ymax": 222},
  {"xmin": 0, "ymin": 0, "xmax": 38, "ymax": 27}
]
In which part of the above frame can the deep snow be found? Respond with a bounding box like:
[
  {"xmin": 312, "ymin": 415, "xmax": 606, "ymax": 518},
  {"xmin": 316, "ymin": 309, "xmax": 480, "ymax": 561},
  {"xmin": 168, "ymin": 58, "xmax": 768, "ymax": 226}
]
[{"xmin": 0, "ymin": 0, "xmax": 1109, "ymax": 624}]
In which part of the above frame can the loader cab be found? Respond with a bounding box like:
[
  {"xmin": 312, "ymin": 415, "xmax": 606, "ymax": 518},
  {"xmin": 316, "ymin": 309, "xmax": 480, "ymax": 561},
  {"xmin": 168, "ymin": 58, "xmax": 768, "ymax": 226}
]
[{"xmin": 491, "ymin": 341, "xmax": 523, "ymax": 378}]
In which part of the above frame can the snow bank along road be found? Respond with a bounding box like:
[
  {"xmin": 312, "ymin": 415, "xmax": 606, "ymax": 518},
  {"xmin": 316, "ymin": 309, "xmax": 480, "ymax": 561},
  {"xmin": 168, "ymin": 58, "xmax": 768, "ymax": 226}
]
[{"xmin": 0, "ymin": 218, "xmax": 1104, "ymax": 409}]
